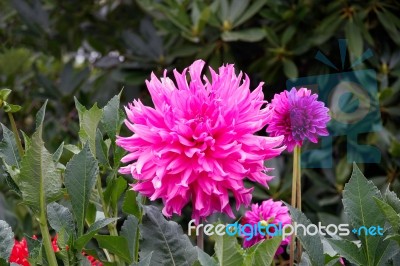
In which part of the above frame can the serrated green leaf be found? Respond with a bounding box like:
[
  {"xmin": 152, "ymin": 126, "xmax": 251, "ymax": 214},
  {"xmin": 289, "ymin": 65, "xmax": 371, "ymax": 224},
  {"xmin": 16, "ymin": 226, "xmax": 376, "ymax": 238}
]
[
  {"xmin": 384, "ymin": 188, "xmax": 400, "ymax": 213},
  {"xmin": 19, "ymin": 125, "xmax": 62, "ymax": 212},
  {"xmin": 121, "ymin": 215, "xmax": 138, "ymax": 261},
  {"xmin": 75, "ymin": 218, "xmax": 119, "ymax": 250},
  {"xmin": 0, "ymin": 220, "xmax": 14, "ymax": 260},
  {"xmin": 0, "ymin": 123, "xmax": 20, "ymax": 168},
  {"xmin": 287, "ymin": 205, "xmax": 324, "ymax": 266},
  {"xmin": 101, "ymin": 94, "xmax": 124, "ymax": 141},
  {"xmin": 211, "ymin": 230, "xmax": 243, "ymax": 266},
  {"xmin": 95, "ymin": 235, "xmax": 132, "ymax": 263},
  {"xmin": 53, "ymin": 142, "xmax": 64, "ymax": 162},
  {"xmin": 342, "ymin": 163, "xmax": 385, "ymax": 265},
  {"xmin": 47, "ymin": 202, "xmax": 75, "ymax": 238},
  {"xmin": 139, "ymin": 205, "xmax": 197, "ymax": 265},
  {"xmin": 243, "ymin": 237, "xmax": 281, "ymax": 266},
  {"xmin": 374, "ymin": 197, "xmax": 400, "ymax": 232},
  {"xmin": 327, "ymin": 239, "xmax": 365, "ymax": 265},
  {"xmin": 75, "ymin": 98, "xmax": 103, "ymax": 154},
  {"xmin": 64, "ymin": 143, "xmax": 99, "ymax": 236},
  {"xmin": 35, "ymin": 100, "xmax": 48, "ymax": 129}
]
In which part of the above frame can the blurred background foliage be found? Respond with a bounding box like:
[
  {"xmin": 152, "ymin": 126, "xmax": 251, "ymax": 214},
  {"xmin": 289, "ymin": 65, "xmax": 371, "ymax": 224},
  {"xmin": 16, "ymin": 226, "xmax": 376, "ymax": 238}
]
[{"xmin": 1, "ymin": 0, "xmax": 400, "ymax": 249}]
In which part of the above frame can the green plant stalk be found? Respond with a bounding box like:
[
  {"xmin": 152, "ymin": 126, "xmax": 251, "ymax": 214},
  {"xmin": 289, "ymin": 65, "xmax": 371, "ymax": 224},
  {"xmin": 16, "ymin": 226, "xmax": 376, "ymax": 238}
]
[
  {"xmin": 7, "ymin": 112, "xmax": 24, "ymax": 157},
  {"xmin": 134, "ymin": 196, "xmax": 147, "ymax": 263},
  {"xmin": 289, "ymin": 145, "xmax": 298, "ymax": 266},
  {"xmin": 295, "ymin": 146, "xmax": 302, "ymax": 260},
  {"xmin": 39, "ymin": 194, "xmax": 58, "ymax": 265},
  {"xmin": 96, "ymin": 175, "xmax": 123, "ymax": 266},
  {"xmin": 289, "ymin": 145, "xmax": 301, "ymax": 266}
]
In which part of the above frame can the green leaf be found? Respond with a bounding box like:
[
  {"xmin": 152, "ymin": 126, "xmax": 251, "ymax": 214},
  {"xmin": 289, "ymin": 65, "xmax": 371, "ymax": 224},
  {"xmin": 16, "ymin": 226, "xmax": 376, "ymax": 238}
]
[
  {"xmin": 228, "ymin": 0, "xmax": 249, "ymax": 24},
  {"xmin": 47, "ymin": 202, "xmax": 75, "ymax": 237},
  {"xmin": 243, "ymin": 237, "xmax": 281, "ymax": 266},
  {"xmin": 211, "ymin": 231, "xmax": 243, "ymax": 266},
  {"xmin": 286, "ymin": 205, "xmax": 324, "ymax": 266},
  {"xmin": 137, "ymin": 252, "xmax": 153, "ymax": 266},
  {"xmin": 3, "ymin": 103, "xmax": 22, "ymax": 113},
  {"xmin": 385, "ymin": 234, "xmax": 400, "ymax": 246},
  {"xmin": 233, "ymin": 0, "xmax": 266, "ymax": 28},
  {"xmin": 64, "ymin": 143, "xmax": 99, "ymax": 236},
  {"xmin": 281, "ymin": 26, "xmax": 296, "ymax": 45},
  {"xmin": 101, "ymin": 93, "xmax": 124, "ymax": 141},
  {"xmin": 139, "ymin": 205, "xmax": 197, "ymax": 265},
  {"xmin": 35, "ymin": 100, "xmax": 48, "ymax": 129},
  {"xmin": 384, "ymin": 188, "xmax": 400, "ymax": 213},
  {"xmin": 374, "ymin": 197, "xmax": 400, "ymax": 232},
  {"xmin": 26, "ymin": 235, "xmax": 42, "ymax": 264},
  {"xmin": 374, "ymin": 238, "xmax": 398, "ymax": 266},
  {"xmin": 327, "ymin": 239, "xmax": 365, "ymax": 265},
  {"xmin": 95, "ymin": 129, "xmax": 109, "ymax": 166},
  {"xmin": 193, "ymin": 247, "xmax": 217, "ymax": 266},
  {"xmin": 75, "ymin": 98, "xmax": 103, "ymax": 154},
  {"xmin": 75, "ymin": 218, "xmax": 118, "ymax": 250},
  {"xmin": 19, "ymin": 125, "xmax": 62, "ymax": 212},
  {"xmin": 282, "ymin": 59, "xmax": 298, "ymax": 79},
  {"xmin": 345, "ymin": 20, "xmax": 363, "ymax": 58},
  {"xmin": 104, "ymin": 176, "xmax": 127, "ymax": 208},
  {"xmin": 95, "ymin": 235, "xmax": 132, "ymax": 263},
  {"xmin": 0, "ymin": 89, "xmax": 11, "ymax": 101},
  {"xmin": 0, "ymin": 220, "xmax": 14, "ymax": 260},
  {"xmin": 52, "ymin": 142, "xmax": 64, "ymax": 162},
  {"xmin": 121, "ymin": 215, "xmax": 139, "ymax": 261},
  {"xmin": 0, "ymin": 123, "xmax": 20, "ymax": 168},
  {"xmin": 122, "ymin": 190, "xmax": 141, "ymax": 218},
  {"xmin": 342, "ymin": 163, "xmax": 385, "ymax": 265},
  {"xmin": 221, "ymin": 28, "xmax": 265, "ymax": 42}
]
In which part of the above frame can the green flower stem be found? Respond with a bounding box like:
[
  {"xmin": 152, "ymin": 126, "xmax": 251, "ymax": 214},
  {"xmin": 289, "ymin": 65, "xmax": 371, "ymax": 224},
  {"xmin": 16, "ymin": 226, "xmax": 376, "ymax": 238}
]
[
  {"xmin": 289, "ymin": 145, "xmax": 301, "ymax": 266},
  {"xmin": 7, "ymin": 112, "xmax": 24, "ymax": 157},
  {"xmin": 134, "ymin": 196, "xmax": 146, "ymax": 263},
  {"xmin": 289, "ymin": 145, "xmax": 297, "ymax": 266},
  {"xmin": 294, "ymin": 146, "xmax": 302, "ymax": 260},
  {"xmin": 295, "ymin": 146, "xmax": 301, "ymax": 211},
  {"xmin": 38, "ymin": 217, "xmax": 58, "ymax": 266},
  {"xmin": 96, "ymin": 175, "xmax": 123, "ymax": 265},
  {"xmin": 39, "ymin": 189, "xmax": 58, "ymax": 265}
]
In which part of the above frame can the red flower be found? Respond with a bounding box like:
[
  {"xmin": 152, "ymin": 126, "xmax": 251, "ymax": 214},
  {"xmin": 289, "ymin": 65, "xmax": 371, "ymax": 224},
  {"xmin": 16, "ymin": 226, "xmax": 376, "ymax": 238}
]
[
  {"xmin": 9, "ymin": 238, "xmax": 29, "ymax": 266},
  {"xmin": 10, "ymin": 235, "xmax": 103, "ymax": 266}
]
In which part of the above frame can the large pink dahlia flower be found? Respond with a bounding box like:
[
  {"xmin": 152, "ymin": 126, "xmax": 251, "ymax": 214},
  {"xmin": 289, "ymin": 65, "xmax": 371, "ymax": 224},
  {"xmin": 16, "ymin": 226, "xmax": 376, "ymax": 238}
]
[
  {"xmin": 242, "ymin": 199, "xmax": 291, "ymax": 254},
  {"xmin": 266, "ymin": 87, "xmax": 330, "ymax": 152},
  {"xmin": 116, "ymin": 60, "xmax": 285, "ymax": 223}
]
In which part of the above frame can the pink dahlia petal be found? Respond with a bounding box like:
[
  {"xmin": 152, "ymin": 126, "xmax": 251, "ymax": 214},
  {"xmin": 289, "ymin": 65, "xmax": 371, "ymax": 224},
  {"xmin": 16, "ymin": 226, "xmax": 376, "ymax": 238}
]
[
  {"xmin": 266, "ymin": 87, "xmax": 330, "ymax": 152},
  {"xmin": 117, "ymin": 60, "xmax": 285, "ymax": 223},
  {"xmin": 242, "ymin": 199, "xmax": 291, "ymax": 255}
]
